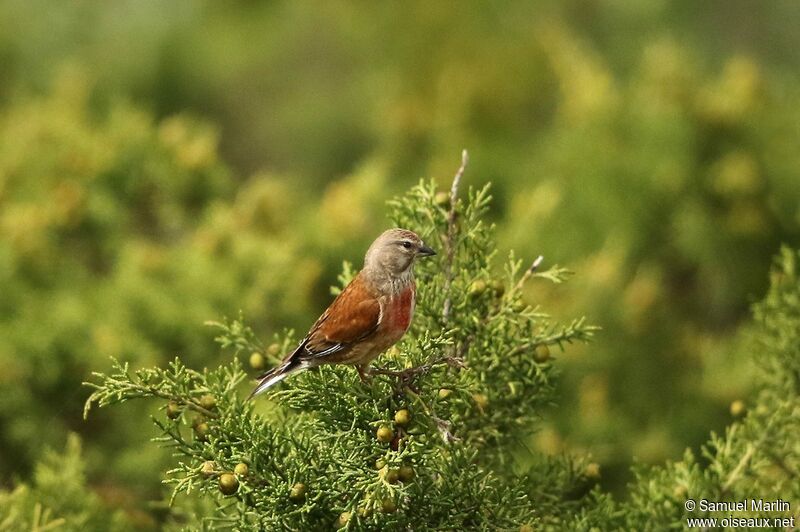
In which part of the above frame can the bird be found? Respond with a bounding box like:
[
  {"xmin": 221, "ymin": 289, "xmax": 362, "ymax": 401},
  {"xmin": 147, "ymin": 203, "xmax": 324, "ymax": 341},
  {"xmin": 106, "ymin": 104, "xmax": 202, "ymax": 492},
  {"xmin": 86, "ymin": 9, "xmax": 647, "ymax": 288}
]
[{"xmin": 248, "ymin": 228, "xmax": 436, "ymax": 398}]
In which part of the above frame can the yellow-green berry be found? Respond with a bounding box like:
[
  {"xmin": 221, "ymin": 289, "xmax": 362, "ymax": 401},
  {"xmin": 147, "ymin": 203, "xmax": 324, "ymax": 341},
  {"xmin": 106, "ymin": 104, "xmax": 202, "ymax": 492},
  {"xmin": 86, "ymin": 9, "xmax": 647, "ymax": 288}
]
[
  {"xmin": 289, "ymin": 482, "xmax": 306, "ymax": 502},
  {"xmin": 267, "ymin": 343, "xmax": 281, "ymax": 357},
  {"xmin": 472, "ymin": 393, "xmax": 489, "ymax": 410},
  {"xmin": 584, "ymin": 462, "xmax": 601, "ymax": 480},
  {"xmin": 384, "ymin": 469, "xmax": 399, "ymax": 484},
  {"xmin": 434, "ymin": 191, "xmax": 450, "ymax": 207},
  {"xmin": 335, "ymin": 511, "xmax": 351, "ymax": 529},
  {"xmin": 438, "ymin": 388, "xmax": 452, "ymax": 399},
  {"xmin": 381, "ymin": 498, "xmax": 397, "ymax": 513},
  {"xmin": 199, "ymin": 394, "xmax": 216, "ymax": 410},
  {"xmin": 194, "ymin": 422, "xmax": 209, "ymax": 441},
  {"xmin": 468, "ymin": 280, "xmax": 487, "ymax": 297},
  {"xmin": 249, "ymin": 352, "xmax": 265, "ymax": 370},
  {"xmin": 218, "ymin": 473, "xmax": 238, "ymax": 495},
  {"xmin": 200, "ymin": 460, "xmax": 215, "ymax": 477},
  {"xmin": 394, "ymin": 409, "xmax": 411, "ymax": 426},
  {"xmin": 730, "ymin": 399, "xmax": 746, "ymax": 417},
  {"xmin": 376, "ymin": 425, "xmax": 394, "ymax": 443},
  {"xmin": 534, "ymin": 344, "xmax": 551, "ymax": 363},
  {"xmin": 398, "ymin": 465, "xmax": 415, "ymax": 482},
  {"xmin": 491, "ymin": 279, "xmax": 505, "ymax": 297},
  {"xmin": 234, "ymin": 462, "xmax": 249, "ymax": 477},
  {"xmin": 166, "ymin": 401, "xmax": 181, "ymax": 419}
]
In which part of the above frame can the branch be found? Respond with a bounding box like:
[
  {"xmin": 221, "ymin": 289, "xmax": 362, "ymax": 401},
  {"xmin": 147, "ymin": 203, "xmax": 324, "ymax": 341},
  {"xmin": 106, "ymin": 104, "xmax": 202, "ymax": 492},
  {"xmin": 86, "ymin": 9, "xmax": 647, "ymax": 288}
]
[
  {"xmin": 442, "ymin": 149, "xmax": 469, "ymax": 322},
  {"xmin": 721, "ymin": 443, "xmax": 755, "ymax": 494},
  {"xmin": 83, "ymin": 360, "xmax": 221, "ymax": 419},
  {"xmin": 371, "ymin": 355, "xmax": 465, "ymax": 384},
  {"xmin": 719, "ymin": 409, "xmax": 785, "ymax": 496},
  {"xmin": 513, "ymin": 255, "xmax": 544, "ymax": 293},
  {"xmin": 504, "ymin": 318, "xmax": 597, "ymax": 358},
  {"xmin": 402, "ymin": 385, "xmax": 460, "ymax": 444}
]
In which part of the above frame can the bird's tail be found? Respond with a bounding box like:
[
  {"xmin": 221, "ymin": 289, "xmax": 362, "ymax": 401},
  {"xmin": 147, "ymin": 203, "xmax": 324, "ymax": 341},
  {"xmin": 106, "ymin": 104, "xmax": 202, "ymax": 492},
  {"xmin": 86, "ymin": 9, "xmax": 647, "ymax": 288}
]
[{"xmin": 247, "ymin": 361, "xmax": 304, "ymax": 400}]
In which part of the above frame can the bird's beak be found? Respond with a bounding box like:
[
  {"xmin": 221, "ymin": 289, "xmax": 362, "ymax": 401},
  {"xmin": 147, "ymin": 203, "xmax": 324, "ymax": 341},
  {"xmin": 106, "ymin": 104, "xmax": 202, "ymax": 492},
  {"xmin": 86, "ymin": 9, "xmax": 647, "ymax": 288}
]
[{"xmin": 418, "ymin": 244, "xmax": 437, "ymax": 257}]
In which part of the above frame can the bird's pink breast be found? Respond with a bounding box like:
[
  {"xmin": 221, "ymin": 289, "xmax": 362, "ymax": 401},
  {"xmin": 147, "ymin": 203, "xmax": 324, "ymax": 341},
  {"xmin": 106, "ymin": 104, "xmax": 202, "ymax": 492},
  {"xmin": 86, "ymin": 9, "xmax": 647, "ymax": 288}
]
[{"xmin": 386, "ymin": 285, "xmax": 415, "ymax": 333}]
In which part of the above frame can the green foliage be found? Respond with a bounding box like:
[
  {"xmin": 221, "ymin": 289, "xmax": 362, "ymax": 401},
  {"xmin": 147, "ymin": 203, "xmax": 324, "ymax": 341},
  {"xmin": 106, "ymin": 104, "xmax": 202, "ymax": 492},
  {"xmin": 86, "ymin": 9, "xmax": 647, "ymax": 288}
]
[
  {"xmin": 0, "ymin": 73, "xmax": 325, "ymax": 490},
  {"xmin": 2, "ymin": 2, "xmax": 800, "ymax": 528},
  {"xmin": 0, "ymin": 72, "xmax": 225, "ymax": 483},
  {"xmin": 506, "ymin": 38, "xmax": 800, "ymax": 475},
  {"xmin": 81, "ymin": 170, "xmax": 800, "ymax": 529},
  {"xmin": 562, "ymin": 247, "xmax": 800, "ymax": 530},
  {"xmin": 85, "ymin": 171, "xmax": 596, "ymax": 529},
  {"xmin": 0, "ymin": 434, "xmax": 132, "ymax": 531}
]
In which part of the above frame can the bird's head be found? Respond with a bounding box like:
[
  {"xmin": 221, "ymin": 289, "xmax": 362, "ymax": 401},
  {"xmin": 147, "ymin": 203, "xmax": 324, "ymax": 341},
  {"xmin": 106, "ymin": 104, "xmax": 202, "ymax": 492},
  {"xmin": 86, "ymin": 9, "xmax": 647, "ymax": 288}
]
[{"xmin": 364, "ymin": 228, "xmax": 436, "ymax": 277}]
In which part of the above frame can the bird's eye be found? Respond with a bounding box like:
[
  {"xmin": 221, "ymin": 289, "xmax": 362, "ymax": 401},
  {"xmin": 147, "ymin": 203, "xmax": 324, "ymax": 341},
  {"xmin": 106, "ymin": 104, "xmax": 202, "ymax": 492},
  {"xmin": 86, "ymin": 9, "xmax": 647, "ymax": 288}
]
[{"xmin": 401, "ymin": 241, "xmax": 412, "ymax": 249}]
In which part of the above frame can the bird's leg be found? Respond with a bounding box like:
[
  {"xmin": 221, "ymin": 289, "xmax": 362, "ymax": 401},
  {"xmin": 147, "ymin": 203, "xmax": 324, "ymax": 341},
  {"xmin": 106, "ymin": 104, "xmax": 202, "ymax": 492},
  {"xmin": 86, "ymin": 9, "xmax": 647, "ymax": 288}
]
[{"xmin": 356, "ymin": 364, "xmax": 372, "ymax": 383}]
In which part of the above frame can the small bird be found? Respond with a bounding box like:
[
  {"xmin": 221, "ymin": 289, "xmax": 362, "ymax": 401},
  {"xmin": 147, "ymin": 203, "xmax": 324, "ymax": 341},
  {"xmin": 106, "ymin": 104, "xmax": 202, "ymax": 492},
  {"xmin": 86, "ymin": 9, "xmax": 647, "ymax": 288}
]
[{"xmin": 248, "ymin": 228, "xmax": 436, "ymax": 398}]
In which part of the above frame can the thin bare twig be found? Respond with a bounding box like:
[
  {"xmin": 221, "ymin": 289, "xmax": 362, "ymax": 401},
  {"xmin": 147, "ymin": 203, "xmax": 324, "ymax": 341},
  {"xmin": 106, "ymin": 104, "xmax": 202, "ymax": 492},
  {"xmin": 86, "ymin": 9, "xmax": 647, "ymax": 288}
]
[
  {"xmin": 513, "ymin": 255, "xmax": 544, "ymax": 293},
  {"xmin": 403, "ymin": 386, "xmax": 460, "ymax": 443},
  {"xmin": 442, "ymin": 149, "xmax": 469, "ymax": 322}
]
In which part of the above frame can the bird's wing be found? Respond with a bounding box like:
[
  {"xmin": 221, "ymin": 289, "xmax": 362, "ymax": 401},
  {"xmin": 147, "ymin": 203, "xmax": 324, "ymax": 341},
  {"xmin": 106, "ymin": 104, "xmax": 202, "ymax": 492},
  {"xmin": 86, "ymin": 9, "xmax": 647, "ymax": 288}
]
[
  {"xmin": 254, "ymin": 274, "xmax": 380, "ymax": 383},
  {"xmin": 248, "ymin": 274, "xmax": 381, "ymax": 398},
  {"xmin": 302, "ymin": 273, "xmax": 381, "ymax": 359}
]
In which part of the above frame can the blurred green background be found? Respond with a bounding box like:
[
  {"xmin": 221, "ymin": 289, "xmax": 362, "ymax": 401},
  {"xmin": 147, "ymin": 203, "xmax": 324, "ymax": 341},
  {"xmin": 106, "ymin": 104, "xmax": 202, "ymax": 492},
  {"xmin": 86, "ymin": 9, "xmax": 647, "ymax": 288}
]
[{"xmin": 1, "ymin": 0, "xmax": 799, "ymax": 525}]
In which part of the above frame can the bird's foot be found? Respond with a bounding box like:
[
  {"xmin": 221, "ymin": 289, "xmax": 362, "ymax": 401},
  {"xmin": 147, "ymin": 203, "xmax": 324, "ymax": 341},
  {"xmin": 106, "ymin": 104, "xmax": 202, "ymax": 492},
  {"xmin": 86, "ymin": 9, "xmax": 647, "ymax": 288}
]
[{"xmin": 356, "ymin": 365, "xmax": 373, "ymax": 384}]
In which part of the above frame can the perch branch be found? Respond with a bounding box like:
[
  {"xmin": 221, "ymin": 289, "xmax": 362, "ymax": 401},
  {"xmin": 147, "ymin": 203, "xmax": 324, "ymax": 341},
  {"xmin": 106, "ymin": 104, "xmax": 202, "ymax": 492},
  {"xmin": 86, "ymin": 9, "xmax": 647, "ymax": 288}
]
[{"xmin": 442, "ymin": 149, "xmax": 469, "ymax": 322}]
